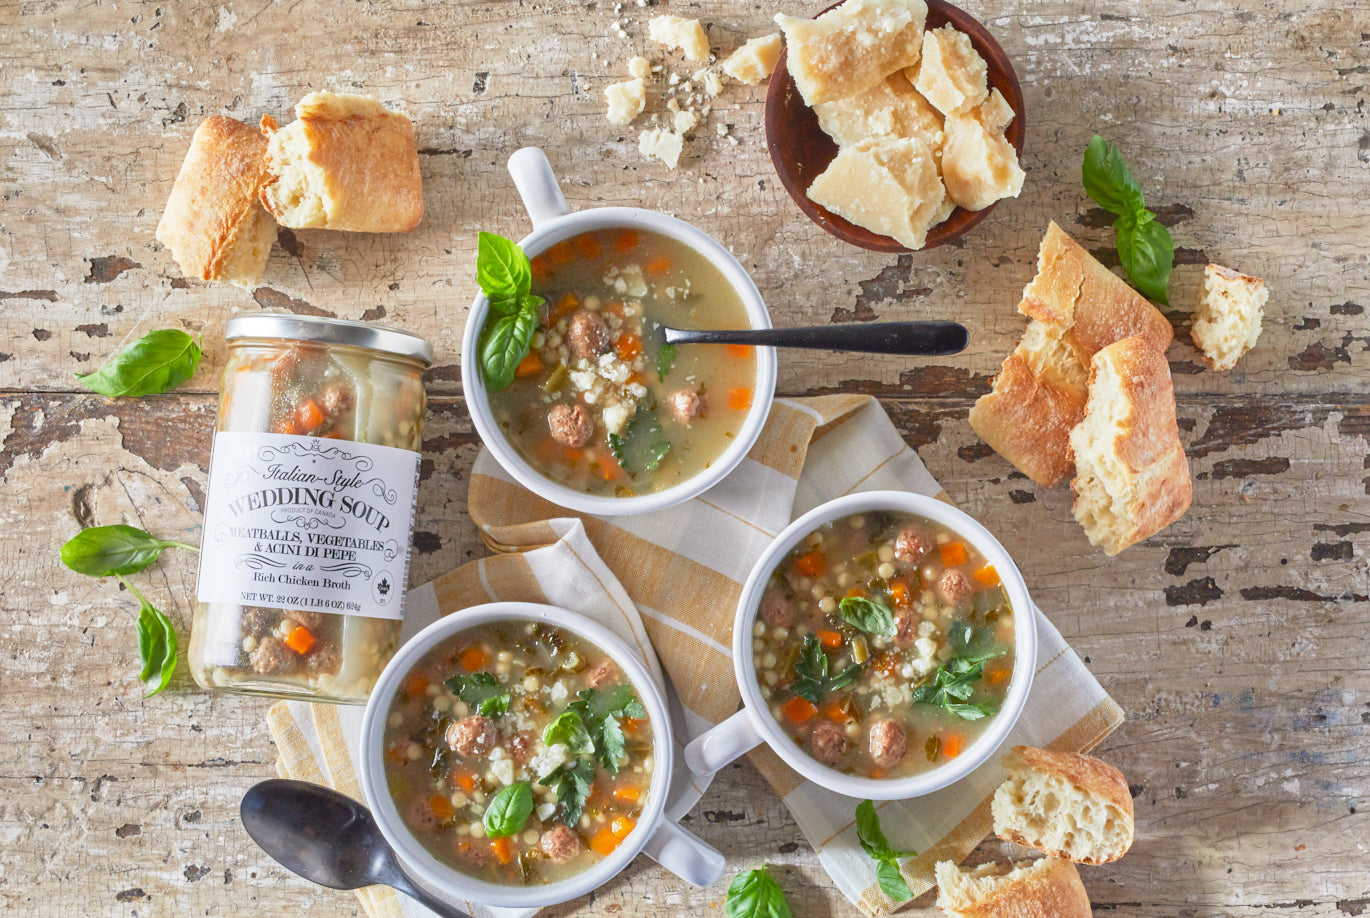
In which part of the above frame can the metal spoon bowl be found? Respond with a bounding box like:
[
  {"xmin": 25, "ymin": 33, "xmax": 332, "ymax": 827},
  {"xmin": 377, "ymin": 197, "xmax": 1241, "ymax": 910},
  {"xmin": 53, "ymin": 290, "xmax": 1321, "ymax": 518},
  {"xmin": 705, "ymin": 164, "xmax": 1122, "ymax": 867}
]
[{"xmin": 661, "ymin": 320, "xmax": 968, "ymax": 355}]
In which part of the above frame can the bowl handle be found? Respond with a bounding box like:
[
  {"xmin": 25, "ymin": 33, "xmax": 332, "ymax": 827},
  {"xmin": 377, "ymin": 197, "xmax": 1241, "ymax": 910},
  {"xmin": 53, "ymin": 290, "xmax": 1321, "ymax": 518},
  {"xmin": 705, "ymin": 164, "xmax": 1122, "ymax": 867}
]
[
  {"xmin": 683, "ymin": 709, "xmax": 764, "ymax": 777},
  {"xmin": 641, "ymin": 818, "xmax": 725, "ymax": 887},
  {"xmin": 507, "ymin": 147, "xmax": 571, "ymax": 229}
]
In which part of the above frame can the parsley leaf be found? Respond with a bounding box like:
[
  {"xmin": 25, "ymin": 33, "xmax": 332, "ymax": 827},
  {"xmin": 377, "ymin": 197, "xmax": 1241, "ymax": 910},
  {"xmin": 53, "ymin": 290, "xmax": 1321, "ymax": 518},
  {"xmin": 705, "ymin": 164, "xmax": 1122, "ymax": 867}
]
[
  {"xmin": 1081, "ymin": 135, "xmax": 1175, "ymax": 305},
  {"xmin": 725, "ymin": 866, "xmax": 793, "ymax": 918},
  {"xmin": 656, "ymin": 342, "xmax": 678, "ymax": 382},
  {"xmin": 791, "ymin": 634, "xmax": 861, "ymax": 705},
  {"xmin": 444, "ymin": 671, "xmax": 512, "ymax": 717},
  {"xmin": 911, "ymin": 623, "xmax": 1006, "ymax": 721},
  {"xmin": 539, "ymin": 759, "xmax": 595, "ymax": 826},
  {"xmin": 608, "ymin": 408, "xmax": 672, "ymax": 475},
  {"xmin": 839, "ymin": 596, "xmax": 896, "ymax": 636},
  {"xmin": 855, "ymin": 800, "xmax": 915, "ymax": 902}
]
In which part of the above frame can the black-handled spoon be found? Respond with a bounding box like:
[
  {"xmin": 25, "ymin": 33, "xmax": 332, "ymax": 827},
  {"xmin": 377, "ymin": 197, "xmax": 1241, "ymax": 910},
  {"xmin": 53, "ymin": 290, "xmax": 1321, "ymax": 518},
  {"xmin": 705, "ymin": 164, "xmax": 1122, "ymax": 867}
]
[
  {"xmin": 241, "ymin": 779, "xmax": 472, "ymax": 918},
  {"xmin": 661, "ymin": 320, "xmax": 968, "ymax": 356}
]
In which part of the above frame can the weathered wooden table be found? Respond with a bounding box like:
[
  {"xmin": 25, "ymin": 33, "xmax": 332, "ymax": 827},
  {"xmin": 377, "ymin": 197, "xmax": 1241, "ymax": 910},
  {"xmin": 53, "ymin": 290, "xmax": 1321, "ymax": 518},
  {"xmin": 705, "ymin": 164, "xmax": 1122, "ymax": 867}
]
[{"xmin": 3, "ymin": 1, "xmax": 1367, "ymax": 915}]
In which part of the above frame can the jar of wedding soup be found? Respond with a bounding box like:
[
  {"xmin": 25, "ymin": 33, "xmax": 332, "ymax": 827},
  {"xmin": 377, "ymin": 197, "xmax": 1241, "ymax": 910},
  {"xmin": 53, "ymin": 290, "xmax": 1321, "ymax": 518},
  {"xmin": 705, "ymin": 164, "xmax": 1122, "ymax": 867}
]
[{"xmin": 189, "ymin": 315, "xmax": 432, "ymax": 704}]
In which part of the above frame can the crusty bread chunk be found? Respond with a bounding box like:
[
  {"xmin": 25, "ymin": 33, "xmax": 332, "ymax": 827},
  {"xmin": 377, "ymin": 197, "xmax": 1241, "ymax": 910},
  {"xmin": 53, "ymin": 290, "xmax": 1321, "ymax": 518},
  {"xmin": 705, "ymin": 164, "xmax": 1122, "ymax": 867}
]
[
  {"xmin": 605, "ymin": 78, "xmax": 646, "ymax": 125},
  {"xmin": 260, "ymin": 92, "xmax": 423, "ymax": 233},
  {"xmin": 722, "ymin": 33, "xmax": 783, "ymax": 84},
  {"xmin": 1191, "ymin": 263, "xmax": 1267, "ymax": 370},
  {"xmin": 940, "ymin": 109, "xmax": 1024, "ymax": 211},
  {"xmin": 935, "ymin": 857, "xmax": 1091, "ymax": 918},
  {"xmin": 992, "ymin": 746, "xmax": 1135, "ymax": 865},
  {"xmin": 156, "ymin": 116, "xmax": 277, "ymax": 288},
  {"xmin": 1070, "ymin": 336, "xmax": 1192, "ymax": 554},
  {"xmin": 970, "ymin": 222, "xmax": 1174, "ymax": 487},
  {"xmin": 775, "ymin": 0, "xmax": 928, "ymax": 105},
  {"xmin": 910, "ymin": 25, "xmax": 988, "ymax": 116},
  {"xmin": 807, "ymin": 136, "xmax": 947, "ymax": 250},
  {"xmin": 649, "ymin": 15, "xmax": 709, "ymax": 62},
  {"xmin": 813, "ymin": 71, "xmax": 943, "ymax": 148}
]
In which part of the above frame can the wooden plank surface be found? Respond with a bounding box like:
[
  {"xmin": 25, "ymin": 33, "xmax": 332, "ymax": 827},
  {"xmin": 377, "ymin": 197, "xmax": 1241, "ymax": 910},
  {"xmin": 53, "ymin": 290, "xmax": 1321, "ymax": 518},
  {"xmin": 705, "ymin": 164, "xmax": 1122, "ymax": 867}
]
[{"xmin": 2, "ymin": 1, "xmax": 1368, "ymax": 916}]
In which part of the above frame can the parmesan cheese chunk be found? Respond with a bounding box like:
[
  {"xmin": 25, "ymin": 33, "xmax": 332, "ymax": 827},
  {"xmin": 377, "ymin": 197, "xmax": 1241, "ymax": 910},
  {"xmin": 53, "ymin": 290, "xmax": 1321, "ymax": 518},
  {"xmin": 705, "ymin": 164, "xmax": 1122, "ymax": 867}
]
[
  {"xmin": 604, "ymin": 78, "xmax": 646, "ymax": 125},
  {"xmin": 977, "ymin": 87, "xmax": 1015, "ymax": 131},
  {"xmin": 910, "ymin": 25, "xmax": 988, "ymax": 117},
  {"xmin": 1191, "ymin": 264, "xmax": 1267, "ymax": 370},
  {"xmin": 775, "ymin": 0, "xmax": 928, "ymax": 105},
  {"xmin": 813, "ymin": 71, "xmax": 943, "ymax": 148},
  {"xmin": 672, "ymin": 109, "xmax": 698, "ymax": 134},
  {"xmin": 940, "ymin": 110, "xmax": 1024, "ymax": 211},
  {"xmin": 722, "ymin": 33, "xmax": 783, "ymax": 85},
  {"xmin": 628, "ymin": 56, "xmax": 652, "ymax": 79},
  {"xmin": 806, "ymin": 136, "xmax": 947, "ymax": 249},
  {"xmin": 638, "ymin": 127, "xmax": 684, "ymax": 169},
  {"xmin": 649, "ymin": 15, "xmax": 709, "ymax": 62}
]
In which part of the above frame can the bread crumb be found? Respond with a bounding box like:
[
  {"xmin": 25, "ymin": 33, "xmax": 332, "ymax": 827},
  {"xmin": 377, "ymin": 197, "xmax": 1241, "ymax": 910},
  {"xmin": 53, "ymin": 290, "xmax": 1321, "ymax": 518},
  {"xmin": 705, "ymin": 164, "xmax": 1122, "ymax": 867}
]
[
  {"xmin": 649, "ymin": 15, "xmax": 709, "ymax": 62},
  {"xmin": 722, "ymin": 33, "xmax": 783, "ymax": 85},
  {"xmin": 604, "ymin": 78, "xmax": 646, "ymax": 125},
  {"xmin": 638, "ymin": 127, "xmax": 684, "ymax": 168}
]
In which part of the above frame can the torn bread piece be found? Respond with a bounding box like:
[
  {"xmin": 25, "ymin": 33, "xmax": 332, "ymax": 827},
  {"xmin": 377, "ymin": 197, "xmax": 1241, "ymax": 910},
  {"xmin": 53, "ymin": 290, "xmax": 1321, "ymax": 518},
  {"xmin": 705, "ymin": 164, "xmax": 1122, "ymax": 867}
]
[
  {"xmin": 813, "ymin": 71, "xmax": 943, "ymax": 148},
  {"xmin": 1070, "ymin": 336, "xmax": 1192, "ymax": 554},
  {"xmin": 1191, "ymin": 263, "xmax": 1267, "ymax": 370},
  {"xmin": 910, "ymin": 24, "xmax": 988, "ymax": 117},
  {"xmin": 940, "ymin": 108, "xmax": 1024, "ymax": 211},
  {"xmin": 992, "ymin": 745, "xmax": 1135, "ymax": 866},
  {"xmin": 722, "ymin": 33, "xmax": 783, "ymax": 84},
  {"xmin": 605, "ymin": 78, "xmax": 646, "ymax": 125},
  {"xmin": 934, "ymin": 858, "xmax": 1091, "ymax": 918},
  {"xmin": 968, "ymin": 346, "xmax": 1085, "ymax": 488},
  {"xmin": 649, "ymin": 15, "xmax": 709, "ymax": 62},
  {"xmin": 807, "ymin": 135, "xmax": 947, "ymax": 250},
  {"xmin": 156, "ymin": 116, "xmax": 277, "ymax": 289},
  {"xmin": 259, "ymin": 92, "xmax": 422, "ymax": 233},
  {"xmin": 775, "ymin": 0, "xmax": 928, "ymax": 105}
]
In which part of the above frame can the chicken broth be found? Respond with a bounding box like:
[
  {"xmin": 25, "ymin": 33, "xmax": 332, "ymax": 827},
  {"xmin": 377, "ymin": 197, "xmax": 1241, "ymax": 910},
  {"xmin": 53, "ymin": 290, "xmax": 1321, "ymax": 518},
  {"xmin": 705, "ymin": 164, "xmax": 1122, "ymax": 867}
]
[
  {"xmin": 752, "ymin": 511, "xmax": 1016, "ymax": 779},
  {"xmin": 383, "ymin": 621, "xmax": 655, "ymax": 886},
  {"xmin": 488, "ymin": 228, "xmax": 757, "ymax": 496}
]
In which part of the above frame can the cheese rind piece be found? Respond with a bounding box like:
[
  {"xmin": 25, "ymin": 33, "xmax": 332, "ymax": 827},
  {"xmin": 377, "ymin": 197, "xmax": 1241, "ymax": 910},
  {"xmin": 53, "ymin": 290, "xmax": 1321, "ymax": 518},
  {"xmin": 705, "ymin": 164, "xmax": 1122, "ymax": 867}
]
[
  {"xmin": 649, "ymin": 15, "xmax": 709, "ymax": 62},
  {"xmin": 722, "ymin": 33, "xmax": 783, "ymax": 84},
  {"xmin": 638, "ymin": 127, "xmax": 684, "ymax": 169},
  {"xmin": 806, "ymin": 136, "xmax": 946, "ymax": 249},
  {"xmin": 813, "ymin": 71, "xmax": 943, "ymax": 148},
  {"xmin": 1191, "ymin": 263, "xmax": 1267, "ymax": 370},
  {"xmin": 774, "ymin": 0, "xmax": 929, "ymax": 105},
  {"xmin": 604, "ymin": 78, "xmax": 646, "ymax": 125},
  {"xmin": 910, "ymin": 25, "xmax": 988, "ymax": 116},
  {"xmin": 940, "ymin": 110, "xmax": 1024, "ymax": 211}
]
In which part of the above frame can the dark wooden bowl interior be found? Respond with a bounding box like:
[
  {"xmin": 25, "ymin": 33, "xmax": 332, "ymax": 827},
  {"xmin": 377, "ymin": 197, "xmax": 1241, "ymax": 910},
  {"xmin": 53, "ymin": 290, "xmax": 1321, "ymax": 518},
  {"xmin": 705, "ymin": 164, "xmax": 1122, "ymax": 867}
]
[{"xmin": 765, "ymin": 0, "xmax": 1027, "ymax": 253}]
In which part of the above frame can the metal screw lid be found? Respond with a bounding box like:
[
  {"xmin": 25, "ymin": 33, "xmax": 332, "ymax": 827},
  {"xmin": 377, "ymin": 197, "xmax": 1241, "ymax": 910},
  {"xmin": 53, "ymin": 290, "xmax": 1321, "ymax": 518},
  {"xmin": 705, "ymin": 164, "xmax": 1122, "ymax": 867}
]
[{"xmin": 225, "ymin": 314, "xmax": 434, "ymax": 366}]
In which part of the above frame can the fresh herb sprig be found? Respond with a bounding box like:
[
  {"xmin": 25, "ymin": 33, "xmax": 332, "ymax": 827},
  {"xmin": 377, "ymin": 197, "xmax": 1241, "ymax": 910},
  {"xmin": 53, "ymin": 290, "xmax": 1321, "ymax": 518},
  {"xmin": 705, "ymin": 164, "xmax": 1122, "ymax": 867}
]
[
  {"xmin": 725, "ymin": 865, "xmax": 793, "ymax": 918},
  {"xmin": 483, "ymin": 782, "xmax": 534, "ymax": 838},
  {"xmin": 855, "ymin": 800, "xmax": 916, "ymax": 902},
  {"xmin": 656, "ymin": 342, "xmax": 678, "ymax": 382},
  {"xmin": 1082, "ymin": 135, "xmax": 1175, "ymax": 306},
  {"xmin": 608, "ymin": 407, "xmax": 672, "ymax": 475},
  {"xmin": 538, "ymin": 684, "xmax": 647, "ymax": 825},
  {"xmin": 839, "ymin": 595, "xmax": 895, "ymax": 636},
  {"xmin": 77, "ymin": 329, "xmax": 202, "ymax": 397},
  {"xmin": 476, "ymin": 232, "xmax": 544, "ymax": 392},
  {"xmin": 791, "ymin": 633, "xmax": 861, "ymax": 705},
  {"xmin": 911, "ymin": 621, "xmax": 1007, "ymax": 721},
  {"xmin": 61, "ymin": 524, "xmax": 196, "ymax": 697},
  {"xmin": 539, "ymin": 759, "xmax": 595, "ymax": 827},
  {"xmin": 444, "ymin": 671, "xmax": 512, "ymax": 717}
]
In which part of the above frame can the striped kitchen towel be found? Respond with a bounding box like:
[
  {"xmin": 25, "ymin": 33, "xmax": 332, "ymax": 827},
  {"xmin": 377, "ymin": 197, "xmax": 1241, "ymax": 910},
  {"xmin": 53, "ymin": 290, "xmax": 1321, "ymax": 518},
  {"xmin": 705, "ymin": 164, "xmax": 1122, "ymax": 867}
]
[{"xmin": 268, "ymin": 394, "xmax": 1124, "ymax": 916}]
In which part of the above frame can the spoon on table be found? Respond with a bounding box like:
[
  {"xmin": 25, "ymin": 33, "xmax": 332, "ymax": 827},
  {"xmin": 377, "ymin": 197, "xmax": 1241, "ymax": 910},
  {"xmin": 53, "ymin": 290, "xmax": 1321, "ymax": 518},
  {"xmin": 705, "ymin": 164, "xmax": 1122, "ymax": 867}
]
[
  {"xmin": 660, "ymin": 320, "xmax": 969, "ymax": 356},
  {"xmin": 241, "ymin": 778, "xmax": 472, "ymax": 918}
]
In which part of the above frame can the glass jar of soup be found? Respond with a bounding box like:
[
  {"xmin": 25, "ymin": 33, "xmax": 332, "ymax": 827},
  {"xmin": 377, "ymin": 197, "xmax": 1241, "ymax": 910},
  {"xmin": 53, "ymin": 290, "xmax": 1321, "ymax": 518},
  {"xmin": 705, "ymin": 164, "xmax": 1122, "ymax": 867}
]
[{"xmin": 189, "ymin": 315, "xmax": 432, "ymax": 704}]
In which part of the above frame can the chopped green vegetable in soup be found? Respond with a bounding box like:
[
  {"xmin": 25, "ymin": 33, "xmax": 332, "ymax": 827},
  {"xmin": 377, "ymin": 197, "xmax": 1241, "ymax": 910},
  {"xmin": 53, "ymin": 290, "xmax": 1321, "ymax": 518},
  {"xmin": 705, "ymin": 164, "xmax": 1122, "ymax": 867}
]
[
  {"xmin": 752, "ymin": 511, "xmax": 1015, "ymax": 779},
  {"xmin": 484, "ymin": 227, "xmax": 757, "ymax": 497},
  {"xmin": 383, "ymin": 621, "xmax": 654, "ymax": 886}
]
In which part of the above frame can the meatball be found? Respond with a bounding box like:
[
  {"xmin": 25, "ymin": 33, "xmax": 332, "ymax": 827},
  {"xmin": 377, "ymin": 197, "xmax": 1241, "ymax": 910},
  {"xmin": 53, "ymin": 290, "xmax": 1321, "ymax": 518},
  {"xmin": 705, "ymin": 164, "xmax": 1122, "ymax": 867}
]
[
  {"xmin": 446, "ymin": 715, "xmax": 498, "ymax": 757},
  {"xmin": 893, "ymin": 609, "xmax": 919, "ymax": 647},
  {"xmin": 540, "ymin": 824, "xmax": 581, "ymax": 862},
  {"xmin": 548, "ymin": 403, "xmax": 594, "ymax": 448},
  {"xmin": 281, "ymin": 609, "xmax": 324, "ymax": 631},
  {"xmin": 894, "ymin": 527, "xmax": 930, "ymax": 564},
  {"xmin": 239, "ymin": 606, "xmax": 279, "ymax": 639},
  {"xmin": 249, "ymin": 636, "xmax": 297, "ymax": 675},
  {"xmin": 585, "ymin": 660, "xmax": 618, "ymax": 689},
  {"xmin": 759, "ymin": 592, "xmax": 795, "ymax": 628},
  {"xmin": 938, "ymin": 569, "xmax": 973, "ymax": 605},
  {"xmin": 319, "ymin": 381, "xmax": 354, "ymax": 418},
  {"xmin": 868, "ymin": 719, "xmax": 907, "ymax": 768},
  {"xmin": 567, "ymin": 310, "xmax": 610, "ymax": 360},
  {"xmin": 303, "ymin": 641, "xmax": 343, "ymax": 677},
  {"xmin": 810, "ymin": 721, "xmax": 849, "ymax": 764},
  {"xmin": 506, "ymin": 730, "xmax": 534, "ymax": 766},
  {"xmin": 408, "ymin": 797, "xmax": 439, "ymax": 832},
  {"xmin": 666, "ymin": 388, "xmax": 705, "ymax": 425}
]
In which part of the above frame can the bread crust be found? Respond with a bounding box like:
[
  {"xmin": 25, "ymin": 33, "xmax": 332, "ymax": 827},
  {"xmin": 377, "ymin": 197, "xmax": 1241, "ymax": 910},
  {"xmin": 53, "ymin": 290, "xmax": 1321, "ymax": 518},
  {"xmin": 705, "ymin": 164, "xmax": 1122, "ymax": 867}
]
[
  {"xmin": 995, "ymin": 745, "xmax": 1134, "ymax": 863},
  {"xmin": 260, "ymin": 92, "xmax": 423, "ymax": 233},
  {"xmin": 155, "ymin": 115, "xmax": 275, "ymax": 286},
  {"xmin": 935, "ymin": 858, "xmax": 1092, "ymax": 918},
  {"xmin": 968, "ymin": 349, "xmax": 1083, "ymax": 487}
]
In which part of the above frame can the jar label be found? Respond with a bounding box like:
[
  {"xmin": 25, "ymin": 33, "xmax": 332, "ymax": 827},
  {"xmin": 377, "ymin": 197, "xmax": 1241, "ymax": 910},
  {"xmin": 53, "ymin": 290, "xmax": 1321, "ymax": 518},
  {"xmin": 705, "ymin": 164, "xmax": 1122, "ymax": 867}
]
[{"xmin": 196, "ymin": 432, "xmax": 420, "ymax": 621}]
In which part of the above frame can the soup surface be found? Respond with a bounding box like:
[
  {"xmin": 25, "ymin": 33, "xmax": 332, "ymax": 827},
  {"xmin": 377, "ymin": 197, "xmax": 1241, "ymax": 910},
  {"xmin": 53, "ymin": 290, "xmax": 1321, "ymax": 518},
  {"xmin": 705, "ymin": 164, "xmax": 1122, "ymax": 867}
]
[
  {"xmin": 383, "ymin": 621, "xmax": 655, "ymax": 886},
  {"xmin": 488, "ymin": 227, "xmax": 757, "ymax": 496},
  {"xmin": 752, "ymin": 511, "xmax": 1015, "ymax": 779}
]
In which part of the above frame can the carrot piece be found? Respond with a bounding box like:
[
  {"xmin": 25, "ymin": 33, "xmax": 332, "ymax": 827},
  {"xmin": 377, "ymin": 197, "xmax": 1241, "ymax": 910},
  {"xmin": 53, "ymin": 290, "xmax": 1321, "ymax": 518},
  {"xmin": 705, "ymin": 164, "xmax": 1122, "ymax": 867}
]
[
  {"xmin": 548, "ymin": 241, "xmax": 575, "ymax": 265},
  {"xmin": 645, "ymin": 255, "xmax": 671, "ymax": 276},
  {"xmin": 821, "ymin": 696, "xmax": 850, "ymax": 722},
  {"xmin": 726, "ymin": 343, "xmax": 751, "ymax": 360},
  {"xmin": 615, "ymin": 229, "xmax": 640, "ymax": 252},
  {"xmin": 614, "ymin": 334, "xmax": 643, "ymax": 360},
  {"xmin": 385, "ymin": 743, "xmax": 407, "ymax": 765},
  {"xmin": 429, "ymin": 794, "xmax": 455, "ymax": 822},
  {"xmin": 987, "ymin": 665, "xmax": 1010, "ymax": 685},
  {"xmin": 321, "ymin": 430, "xmax": 344, "ymax": 439},
  {"xmin": 452, "ymin": 769, "xmax": 478, "ymax": 792},
  {"xmin": 295, "ymin": 398, "xmax": 325, "ymax": 433},
  {"xmin": 793, "ymin": 550, "xmax": 825, "ymax": 578},
  {"xmin": 818, "ymin": 629, "xmax": 842, "ymax": 649},
  {"xmin": 597, "ymin": 451, "xmax": 626, "ymax": 481},
  {"xmin": 940, "ymin": 542, "xmax": 968, "ymax": 567},
  {"xmin": 590, "ymin": 826, "xmax": 621, "ymax": 857},
  {"xmin": 271, "ymin": 417, "xmax": 300, "ymax": 436},
  {"xmin": 888, "ymin": 579, "xmax": 911, "ymax": 610},
  {"xmin": 781, "ymin": 696, "xmax": 817, "ymax": 724},
  {"xmin": 283, "ymin": 625, "xmax": 315, "ymax": 655},
  {"xmin": 554, "ymin": 292, "xmax": 581, "ymax": 317},
  {"xmin": 490, "ymin": 836, "xmax": 514, "ymax": 864},
  {"xmin": 973, "ymin": 564, "xmax": 1001, "ymax": 586},
  {"xmin": 515, "ymin": 352, "xmax": 544, "ymax": 378},
  {"xmin": 573, "ymin": 234, "xmax": 602, "ymax": 258},
  {"xmin": 943, "ymin": 734, "xmax": 963, "ymax": 758},
  {"xmin": 726, "ymin": 387, "xmax": 753, "ymax": 411},
  {"xmin": 612, "ymin": 784, "xmax": 641, "ymax": 803},
  {"xmin": 403, "ymin": 673, "xmax": 429, "ymax": 698},
  {"xmin": 530, "ymin": 255, "xmax": 552, "ymax": 281},
  {"xmin": 611, "ymin": 816, "xmax": 636, "ymax": 839},
  {"xmin": 459, "ymin": 646, "xmax": 488, "ymax": 672},
  {"xmin": 845, "ymin": 587, "xmax": 865, "ymax": 599}
]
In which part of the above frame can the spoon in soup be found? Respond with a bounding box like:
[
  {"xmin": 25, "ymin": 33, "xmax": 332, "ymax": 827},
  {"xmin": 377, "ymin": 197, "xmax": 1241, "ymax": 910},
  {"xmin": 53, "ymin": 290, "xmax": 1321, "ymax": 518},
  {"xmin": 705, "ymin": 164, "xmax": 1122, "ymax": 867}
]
[
  {"xmin": 659, "ymin": 320, "xmax": 969, "ymax": 355},
  {"xmin": 241, "ymin": 778, "xmax": 473, "ymax": 918}
]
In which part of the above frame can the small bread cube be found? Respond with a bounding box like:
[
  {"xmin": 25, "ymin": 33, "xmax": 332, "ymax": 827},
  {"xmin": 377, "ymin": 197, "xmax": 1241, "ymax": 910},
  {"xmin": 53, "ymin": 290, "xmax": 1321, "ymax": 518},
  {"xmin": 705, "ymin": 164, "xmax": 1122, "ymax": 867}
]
[
  {"xmin": 1191, "ymin": 263, "xmax": 1267, "ymax": 370},
  {"xmin": 722, "ymin": 33, "xmax": 783, "ymax": 85},
  {"xmin": 604, "ymin": 78, "xmax": 646, "ymax": 126},
  {"xmin": 813, "ymin": 71, "xmax": 943, "ymax": 148},
  {"xmin": 940, "ymin": 111, "xmax": 1024, "ymax": 211},
  {"xmin": 806, "ymin": 136, "xmax": 947, "ymax": 250},
  {"xmin": 649, "ymin": 15, "xmax": 709, "ymax": 62},
  {"xmin": 910, "ymin": 25, "xmax": 988, "ymax": 116}
]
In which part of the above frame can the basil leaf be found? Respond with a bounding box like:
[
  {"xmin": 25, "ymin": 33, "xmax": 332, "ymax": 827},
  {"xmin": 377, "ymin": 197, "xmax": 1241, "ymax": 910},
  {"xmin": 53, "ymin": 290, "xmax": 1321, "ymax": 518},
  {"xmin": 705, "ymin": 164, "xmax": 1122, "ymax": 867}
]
[
  {"xmin": 839, "ymin": 596, "xmax": 896, "ymax": 636},
  {"xmin": 856, "ymin": 801, "xmax": 916, "ymax": 902},
  {"xmin": 444, "ymin": 671, "xmax": 512, "ymax": 717},
  {"xmin": 483, "ymin": 782, "xmax": 533, "ymax": 838},
  {"xmin": 479, "ymin": 306, "xmax": 539, "ymax": 392},
  {"xmin": 725, "ymin": 866, "xmax": 793, "ymax": 918},
  {"xmin": 77, "ymin": 329, "xmax": 201, "ymax": 397},
  {"xmin": 1081, "ymin": 135, "xmax": 1144, "ymax": 217},
  {"xmin": 876, "ymin": 860, "xmax": 913, "ymax": 902},
  {"xmin": 543, "ymin": 710, "xmax": 595, "ymax": 754},
  {"xmin": 656, "ymin": 342, "xmax": 678, "ymax": 382},
  {"xmin": 135, "ymin": 594, "xmax": 178, "ymax": 697},
  {"xmin": 487, "ymin": 290, "xmax": 522, "ymax": 317},
  {"xmin": 61, "ymin": 524, "xmax": 196, "ymax": 577},
  {"xmin": 1116, "ymin": 212, "xmax": 1174, "ymax": 306},
  {"xmin": 476, "ymin": 231, "xmax": 531, "ymax": 297}
]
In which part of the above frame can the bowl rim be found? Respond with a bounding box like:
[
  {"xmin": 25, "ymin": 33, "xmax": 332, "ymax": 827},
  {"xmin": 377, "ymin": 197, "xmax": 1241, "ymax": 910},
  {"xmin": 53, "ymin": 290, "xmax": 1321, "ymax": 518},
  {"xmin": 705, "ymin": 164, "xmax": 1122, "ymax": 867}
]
[
  {"xmin": 461, "ymin": 207, "xmax": 778, "ymax": 517},
  {"xmin": 357, "ymin": 601, "xmax": 677, "ymax": 908},
  {"xmin": 731, "ymin": 490, "xmax": 1038, "ymax": 800}
]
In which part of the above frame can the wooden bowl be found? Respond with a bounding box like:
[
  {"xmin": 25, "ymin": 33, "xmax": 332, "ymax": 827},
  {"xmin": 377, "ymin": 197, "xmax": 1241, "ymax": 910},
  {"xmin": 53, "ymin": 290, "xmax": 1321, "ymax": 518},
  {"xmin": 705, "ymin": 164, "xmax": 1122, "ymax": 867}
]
[{"xmin": 765, "ymin": 0, "xmax": 1027, "ymax": 253}]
